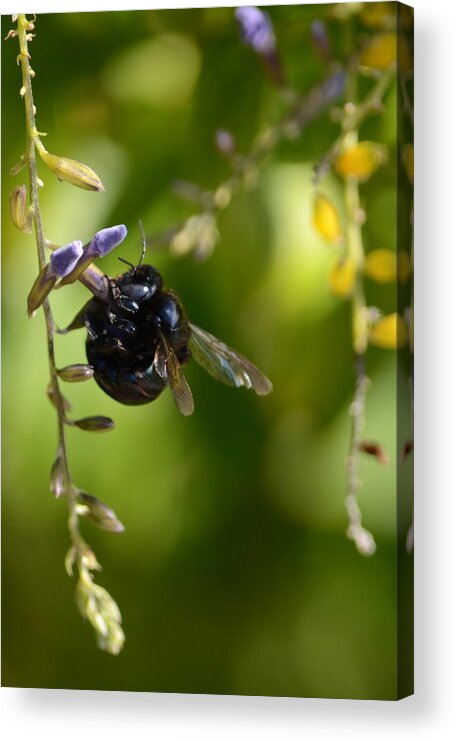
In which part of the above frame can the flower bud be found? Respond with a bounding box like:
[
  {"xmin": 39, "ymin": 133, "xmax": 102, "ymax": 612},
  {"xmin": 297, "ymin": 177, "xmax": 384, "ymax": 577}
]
[
  {"xmin": 170, "ymin": 214, "xmax": 219, "ymax": 259},
  {"xmin": 329, "ymin": 256, "xmax": 356, "ymax": 297},
  {"xmin": 58, "ymin": 225, "xmax": 127, "ymax": 286},
  {"xmin": 57, "ymin": 364, "xmax": 94, "ymax": 382},
  {"xmin": 347, "ymin": 523, "xmax": 377, "ymax": 557},
  {"xmin": 64, "ymin": 546, "xmax": 77, "ymax": 577},
  {"xmin": 9, "ymin": 184, "xmax": 32, "ymax": 232},
  {"xmin": 359, "ymin": 440, "xmax": 390, "ymax": 465},
  {"xmin": 364, "ymin": 248, "xmax": 396, "ymax": 283},
  {"xmin": 77, "ymin": 492, "xmax": 125, "ymax": 533},
  {"xmin": 76, "ymin": 577, "xmax": 125, "ymax": 655},
  {"xmin": 36, "ymin": 140, "xmax": 104, "ymax": 191},
  {"xmin": 312, "ymin": 192, "xmax": 343, "ymax": 243},
  {"xmin": 50, "ymin": 448, "xmax": 67, "ymax": 498},
  {"xmin": 27, "ymin": 241, "xmax": 84, "ymax": 315},
  {"xmin": 236, "ymin": 6, "xmax": 276, "ymax": 56},
  {"xmin": 27, "ymin": 268, "xmax": 56, "ymax": 316},
  {"xmin": 310, "ymin": 20, "xmax": 332, "ymax": 62},
  {"xmin": 235, "ymin": 6, "xmax": 283, "ymax": 84},
  {"xmin": 369, "ymin": 313, "xmax": 408, "ymax": 349},
  {"xmin": 72, "ymin": 415, "xmax": 115, "ymax": 432},
  {"xmin": 360, "ymin": 33, "xmax": 397, "ymax": 69},
  {"xmin": 335, "ymin": 141, "xmax": 387, "ymax": 181},
  {"xmin": 215, "ymin": 129, "xmax": 236, "ymax": 156},
  {"xmin": 81, "ymin": 548, "xmax": 102, "ymax": 572},
  {"xmin": 50, "ymin": 241, "xmax": 84, "ymax": 278}
]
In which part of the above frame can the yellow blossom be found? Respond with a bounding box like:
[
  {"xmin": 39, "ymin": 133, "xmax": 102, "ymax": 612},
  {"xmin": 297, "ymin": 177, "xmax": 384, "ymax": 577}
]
[
  {"xmin": 364, "ymin": 249, "xmax": 396, "ymax": 283},
  {"xmin": 370, "ymin": 313, "xmax": 408, "ymax": 349},
  {"xmin": 329, "ymin": 257, "xmax": 356, "ymax": 297},
  {"xmin": 312, "ymin": 191, "xmax": 343, "ymax": 243},
  {"xmin": 360, "ymin": 32, "xmax": 397, "ymax": 69},
  {"xmin": 335, "ymin": 141, "xmax": 387, "ymax": 181}
]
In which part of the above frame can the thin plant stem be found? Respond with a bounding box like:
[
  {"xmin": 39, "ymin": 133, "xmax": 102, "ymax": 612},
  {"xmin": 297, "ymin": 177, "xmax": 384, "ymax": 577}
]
[
  {"xmin": 314, "ymin": 66, "xmax": 395, "ymax": 183},
  {"xmin": 13, "ymin": 14, "xmax": 125, "ymax": 654},
  {"xmin": 342, "ymin": 67, "xmax": 376, "ymax": 556},
  {"xmin": 16, "ymin": 14, "xmax": 86, "ymax": 559}
]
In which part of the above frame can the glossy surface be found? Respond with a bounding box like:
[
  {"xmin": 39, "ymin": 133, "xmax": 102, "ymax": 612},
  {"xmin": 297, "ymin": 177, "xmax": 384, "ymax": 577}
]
[{"xmin": 85, "ymin": 265, "xmax": 190, "ymax": 405}]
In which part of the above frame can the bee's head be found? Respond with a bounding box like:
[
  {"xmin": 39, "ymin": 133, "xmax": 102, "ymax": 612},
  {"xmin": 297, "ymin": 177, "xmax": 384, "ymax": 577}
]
[{"xmin": 114, "ymin": 264, "xmax": 163, "ymax": 311}]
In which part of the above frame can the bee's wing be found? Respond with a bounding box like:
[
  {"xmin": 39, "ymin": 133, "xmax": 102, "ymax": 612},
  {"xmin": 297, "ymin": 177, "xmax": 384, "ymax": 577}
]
[
  {"xmin": 155, "ymin": 331, "xmax": 194, "ymax": 416},
  {"xmin": 189, "ymin": 322, "xmax": 273, "ymax": 396}
]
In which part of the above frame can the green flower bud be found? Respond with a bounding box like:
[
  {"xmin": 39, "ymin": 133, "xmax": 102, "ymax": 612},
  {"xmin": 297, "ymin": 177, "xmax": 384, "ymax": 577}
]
[
  {"xmin": 76, "ymin": 491, "xmax": 125, "ymax": 533},
  {"xmin": 76, "ymin": 575, "xmax": 125, "ymax": 655},
  {"xmin": 57, "ymin": 364, "xmax": 94, "ymax": 382},
  {"xmin": 35, "ymin": 139, "xmax": 104, "ymax": 192},
  {"xmin": 9, "ymin": 184, "xmax": 33, "ymax": 232},
  {"xmin": 72, "ymin": 415, "xmax": 115, "ymax": 432},
  {"xmin": 64, "ymin": 546, "xmax": 77, "ymax": 577},
  {"xmin": 27, "ymin": 241, "xmax": 83, "ymax": 316},
  {"xmin": 50, "ymin": 447, "xmax": 66, "ymax": 498}
]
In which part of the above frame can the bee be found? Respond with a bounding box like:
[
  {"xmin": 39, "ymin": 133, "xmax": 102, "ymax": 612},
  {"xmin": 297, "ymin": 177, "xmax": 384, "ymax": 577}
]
[{"xmin": 63, "ymin": 243, "xmax": 272, "ymax": 415}]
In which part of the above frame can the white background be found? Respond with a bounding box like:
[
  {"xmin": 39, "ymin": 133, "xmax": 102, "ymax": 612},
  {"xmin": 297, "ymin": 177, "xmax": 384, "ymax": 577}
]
[{"xmin": 2, "ymin": 0, "xmax": 454, "ymax": 739}]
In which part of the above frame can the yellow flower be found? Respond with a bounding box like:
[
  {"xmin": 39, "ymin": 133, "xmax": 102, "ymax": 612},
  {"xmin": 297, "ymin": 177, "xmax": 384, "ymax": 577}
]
[
  {"xmin": 398, "ymin": 250, "xmax": 412, "ymax": 283},
  {"xmin": 364, "ymin": 249, "xmax": 396, "ymax": 283},
  {"xmin": 360, "ymin": 32, "xmax": 396, "ymax": 69},
  {"xmin": 335, "ymin": 141, "xmax": 387, "ymax": 181},
  {"xmin": 370, "ymin": 313, "xmax": 408, "ymax": 349},
  {"xmin": 312, "ymin": 192, "xmax": 343, "ymax": 243},
  {"xmin": 402, "ymin": 143, "xmax": 414, "ymax": 184},
  {"xmin": 329, "ymin": 256, "xmax": 356, "ymax": 297}
]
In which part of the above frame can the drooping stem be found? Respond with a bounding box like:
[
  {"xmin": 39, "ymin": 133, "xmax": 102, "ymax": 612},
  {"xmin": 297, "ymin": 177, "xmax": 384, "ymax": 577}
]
[
  {"xmin": 16, "ymin": 14, "xmax": 86, "ymax": 558},
  {"xmin": 345, "ymin": 359, "xmax": 375, "ymax": 556},
  {"xmin": 342, "ymin": 67, "xmax": 376, "ymax": 556},
  {"xmin": 147, "ymin": 68, "xmax": 347, "ymax": 258},
  {"xmin": 314, "ymin": 66, "xmax": 394, "ymax": 183}
]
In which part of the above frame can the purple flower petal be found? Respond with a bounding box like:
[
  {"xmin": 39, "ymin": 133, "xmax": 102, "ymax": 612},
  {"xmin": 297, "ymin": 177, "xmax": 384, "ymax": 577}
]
[
  {"xmin": 87, "ymin": 224, "xmax": 127, "ymax": 258},
  {"xmin": 310, "ymin": 20, "xmax": 332, "ymax": 62},
  {"xmin": 235, "ymin": 6, "xmax": 276, "ymax": 55},
  {"xmin": 50, "ymin": 241, "xmax": 84, "ymax": 278},
  {"xmin": 320, "ymin": 70, "xmax": 346, "ymax": 105}
]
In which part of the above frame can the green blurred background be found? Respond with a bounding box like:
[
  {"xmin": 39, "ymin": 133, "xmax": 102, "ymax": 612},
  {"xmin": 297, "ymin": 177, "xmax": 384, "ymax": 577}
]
[{"xmin": 2, "ymin": 5, "xmax": 409, "ymax": 698}]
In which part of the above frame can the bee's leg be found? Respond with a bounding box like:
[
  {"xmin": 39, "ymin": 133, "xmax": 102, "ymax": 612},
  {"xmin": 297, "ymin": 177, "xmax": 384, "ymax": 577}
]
[{"xmin": 56, "ymin": 299, "xmax": 94, "ymax": 334}]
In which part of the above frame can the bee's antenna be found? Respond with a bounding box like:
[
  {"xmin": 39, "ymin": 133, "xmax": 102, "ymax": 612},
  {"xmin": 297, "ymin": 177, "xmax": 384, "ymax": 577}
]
[
  {"xmin": 118, "ymin": 256, "xmax": 135, "ymax": 270},
  {"xmin": 138, "ymin": 219, "xmax": 147, "ymax": 267}
]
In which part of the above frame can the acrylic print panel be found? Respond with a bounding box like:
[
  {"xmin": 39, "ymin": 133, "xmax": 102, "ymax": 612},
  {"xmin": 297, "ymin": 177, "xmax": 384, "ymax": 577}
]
[{"xmin": 1, "ymin": 3, "xmax": 413, "ymax": 699}]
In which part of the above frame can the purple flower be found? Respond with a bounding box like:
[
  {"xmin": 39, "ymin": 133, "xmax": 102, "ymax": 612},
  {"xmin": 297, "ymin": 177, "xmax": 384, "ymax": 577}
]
[
  {"xmin": 320, "ymin": 69, "xmax": 346, "ymax": 105},
  {"xmin": 27, "ymin": 226, "xmax": 128, "ymax": 314},
  {"xmin": 86, "ymin": 224, "xmax": 127, "ymax": 259},
  {"xmin": 235, "ymin": 6, "xmax": 276, "ymax": 56},
  {"xmin": 215, "ymin": 129, "xmax": 236, "ymax": 156},
  {"xmin": 49, "ymin": 241, "xmax": 84, "ymax": 278},
  {"xmin": 58, "ymin": 224, "xmax": 128, "ymax": 287},
  {"xmin": 310, "ymin": 20, "xmax": 332, "ymax": 62}
]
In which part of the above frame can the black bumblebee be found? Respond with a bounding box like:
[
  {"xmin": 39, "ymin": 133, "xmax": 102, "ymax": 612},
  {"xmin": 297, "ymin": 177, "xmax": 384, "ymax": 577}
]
[{"xmin": 63, "ymin": 250, "xmax": 272, "ymax": 415}]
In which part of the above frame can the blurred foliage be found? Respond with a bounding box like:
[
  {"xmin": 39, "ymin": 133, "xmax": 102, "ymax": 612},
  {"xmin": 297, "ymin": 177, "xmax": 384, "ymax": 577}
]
[{"xmin": 2, "ymin": 4, "xmax": 410, "ymax": 698}]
